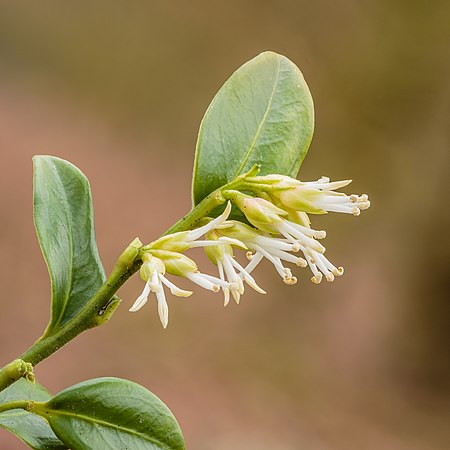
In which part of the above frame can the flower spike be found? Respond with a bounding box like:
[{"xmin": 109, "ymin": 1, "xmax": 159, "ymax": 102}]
[{"xmin": 131, "ymin": 173, "xmax": 369, "ymax": 328}]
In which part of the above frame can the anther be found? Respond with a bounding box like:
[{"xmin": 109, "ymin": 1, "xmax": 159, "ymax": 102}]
[
  {"xmin": 314, "ymin": 230, "xmax": 327, "ymax": 239},
  {"xmin": 311, "ymin": 273, "xmax": 323, "ymax": 284},
  {"xmin": 283, "ymin": 276, "xmax": 297, "ymax": 285},
  {"xmin": 295, "ymin": 257, "xmax": 307, "ymax": 267}
]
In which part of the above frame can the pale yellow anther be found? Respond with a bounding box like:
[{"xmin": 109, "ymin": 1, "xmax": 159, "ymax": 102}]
[
  {"xmin": 283, "ymin": 276, "xmax": 297, "ymax": 285},
  {"xmin": 246, "ymin": 251, "xmax": 254, "ymax": 260},
  {"xmin": 311, "ymin": 274, "xmax": 323, "ymax": 284},
  {"xmin": 212, "ymin": 284, "xmax": 220, "ymax": 293},
  {"xmin": 296, "ymin": 257, "xmax": 307, "ymax": 267},
  {"xmin": 326, "ymin": 273, "xmax": 335, "ymax": 282},
  {"xmin": 291, "ymin": 243, "xmax": 300, "ymax": 252},
  {"xmin": 315, "ymin": 230, "xmax": 327, "ymax": 239},
  {"xmin": 352, "ymin": 208, "xmax": 361, "ymax": 216}
]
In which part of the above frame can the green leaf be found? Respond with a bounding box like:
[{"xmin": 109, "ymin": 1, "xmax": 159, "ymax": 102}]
[
  {"xmin": 192, "ymin": 51, "xmax": 314, "ymax": 205},
  {"xmin": 34, "ymin": 377, "xmax": 185, "ymax": 450},
  {"xmin": 33, "ymin": 156, "xmax": 106, "ymax": 337},
  {"xmin": 0, "ymin": 379, "xmax": 68, "ymax": 449}
]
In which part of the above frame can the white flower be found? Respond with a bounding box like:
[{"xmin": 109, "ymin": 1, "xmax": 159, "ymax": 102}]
[
  {"xmin": 215, "ymin": 221, "xmax": 304, "ymax": 285},
  {"xmin": 204, "ymin": 230, "xmax": 265, "ymax": 305},
  {"xmin": 249, "ymin": 175, "xmax": 370, "ymax": 215},
  {"xmin": 129, "ymin": 254, "xmax": 192, "ymax": 329},
  {"xmin": 146, "ymin": 201, "xmax": 236, "ymax": 253},
  {"xmin": 131, "ymin": 174, "xmax": 370, "ymax": 328},
  {"xmin": 224, "ymin": 186, "xmax": 366, "ymax": 284}
]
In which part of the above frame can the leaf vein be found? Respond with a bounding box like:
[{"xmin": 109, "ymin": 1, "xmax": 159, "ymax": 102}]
[
  {"xmin": 232, "ymin": 56, "xmax": 281, "ymax": 178},
  {"xmin": 48, "ymin": 410, "xmax": 173, "ymax": 450}
]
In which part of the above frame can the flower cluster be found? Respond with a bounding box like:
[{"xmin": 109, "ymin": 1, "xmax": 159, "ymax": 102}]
[{"xmin": 131, "ymin": 175, "xmax": 370, "ymax": 328}]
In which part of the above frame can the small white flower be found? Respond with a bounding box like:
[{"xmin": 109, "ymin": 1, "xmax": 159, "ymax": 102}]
[
  {"xmin": 131, "ymin": 173, "xmax": 370, "ymax": 328},
  {"xmin": 255, "ymin": 175, "xmax": 371, "ymax": 216},
  {"xmin": 147, "ymin": 201, "xmax": 235, "ymax": 253},
  {"xmin": 129, "ymin": 254, "xmax": 192, "ymax": 329},
  {"xmin": 204, "ymin": 230, "xmax": 265, "ymax": 306},
  {"xmin": 224, "ymin": 190, "xmax": 355, "ymax": 284},
  {"xmin": 216, "ymin": 221, "xmax": 304, "ymax": 285}
]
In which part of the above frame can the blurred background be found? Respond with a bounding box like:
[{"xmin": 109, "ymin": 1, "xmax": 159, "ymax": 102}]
[{"xmin": 0, "ymin": 1, "xmax": 449, "ymax": 449}]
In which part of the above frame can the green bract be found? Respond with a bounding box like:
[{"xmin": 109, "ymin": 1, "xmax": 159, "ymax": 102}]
[
  {"xmin": 33, "ymin": 378, "xmax": 186, "ymax": 450},
  {"xmin": 0, "ymin": 379, "xmax": 67, "ymax": 450},
  {"xmin": 33, "ymin": 156, "xmax": 106, "ymax": 337},
  {"xmin": 192, "ymin": 51, "xmax": 314, "ymax": 205}
]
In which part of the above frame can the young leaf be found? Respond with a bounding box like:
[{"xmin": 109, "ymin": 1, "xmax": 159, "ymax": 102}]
[
  {"xmin": 0, "ymin": 379, "xmax": 68, "ymax": 450},
  {"xmin": 34, "ymin": 377, "xmax": 185, "ymax": 450},
  {"xmin": 192, "ymin": 51, "xmax": 314, "ymax": 205},
  {"xmin": 33, "ymin": 156, "xmax": 106, "ymax": 337}
]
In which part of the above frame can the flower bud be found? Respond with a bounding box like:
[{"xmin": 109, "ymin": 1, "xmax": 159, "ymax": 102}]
[
  {"xmin": 149, "ymin": 249, "xmax": 198, "ymax": 277},
  {"xmin": 277, "ymin": 187, "xmax": 326, "ymax": 214},
  {"xmin": 233, "ymin": 194, "xmax": 287, "ymax": 233}
]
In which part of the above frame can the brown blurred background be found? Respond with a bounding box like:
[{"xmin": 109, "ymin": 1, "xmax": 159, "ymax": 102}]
[{"xmin": 0, "ymin": 1, "xmax": 449, "ymax": 449}]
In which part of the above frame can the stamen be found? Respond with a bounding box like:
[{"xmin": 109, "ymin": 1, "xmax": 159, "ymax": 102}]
[
  {"xmin": 314, "ymin": 256, "xmax": 331, "ymax": 276},
  {"xmin": 254, "ymin": 235, "xmax": 299, "ymax": 252},
  {"xmin": 243, "ymin": 252, "xmax": 264, "ymax": 275},
  {"xmin": 279, "ymin": 222, "xmax": 325, "ymax": 253},
  {"xmin": 230, "ymin": 258, "xmax": 266, "ymax": 294},
  {"xmin": 285, "ymin": 221, "xmax": 326, "ymax": 240},
  {"xmin": 269, "ymin": 248, "xmax": 307, "ymax": 267},
  {"xmin": 304, "ymin": 254, "xmax": 323, "ymax": 284},
  {"xmin": 316, "ymin": 254, "xmax": 344, "ymax": 278},
  {"xmin": 283, "ymin": 273, "xmax": 297, "ymax": 285},
  {"xmin": 252, "ymin": 244, "xmax": 288, "ymax": 278},
  {"xmin": 186, "ymin": 272, "xmax": 220, "ymax": 292},
  {"xmin": 198, "ymin": 273, "xmax": 230, "ymax": 289}
]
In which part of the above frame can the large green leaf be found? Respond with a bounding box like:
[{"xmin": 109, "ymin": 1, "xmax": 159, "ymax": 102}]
[
  {"xmin": 0, "ymin": 379, "xmax": 68, "ymax": 449},
  {"xmin": 33, "ymin": 156, "xmax": 106, "ymax": 337},
  {"xmin": 34, "ymin": 377, "xmax": 185, "ymax": 450},
  {"xmin": 192, "ymin": 51, "xmax": 314, "ymax": 205}
]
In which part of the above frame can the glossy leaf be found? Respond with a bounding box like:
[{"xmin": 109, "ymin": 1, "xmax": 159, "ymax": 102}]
[
  {"xmin": 192, "ymin": 51, "xmax": 314, "ymax": 204},
  {"xmin": 0, "ymin": 379, "xmax": 68, "ymax": 449},
  {"xmin": 33, "ymin": 156, "xmax": 106, "ymax": 337},
  {"xmin": 35, "ymin": 377, "xmax": 185, "ymax": 450}
]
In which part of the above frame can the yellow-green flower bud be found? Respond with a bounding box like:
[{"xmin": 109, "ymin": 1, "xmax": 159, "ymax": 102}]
[
  {"xmin": 149, "ymin": 250, "xmax": 198, "ymax": 277},
  {"xmin": 233, "ymin": 194, "xmax": 287, "ymax": 233}
]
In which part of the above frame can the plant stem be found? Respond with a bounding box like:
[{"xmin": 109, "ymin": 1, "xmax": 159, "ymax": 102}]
[
  {"xmin": 0, "ymin": 360, "xmax": 33, "ymax": 393},
  {"xmin": 0, "ymin": 400, "xmax": 32, "ymax": 414},
  {"xmin": 0, "ymin": 166, "xmax": 261, "ymax": 393},
  {"xmin": 163, "ymin": 188, "xmax": 226, "ymax": 235},
  {"xmin": 17, "ymin": 259, "xmax": 141, "ymax": 369},
  {"xmin": 163, "ymin": 164, "xmax": 260, "ymax": 235}
]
